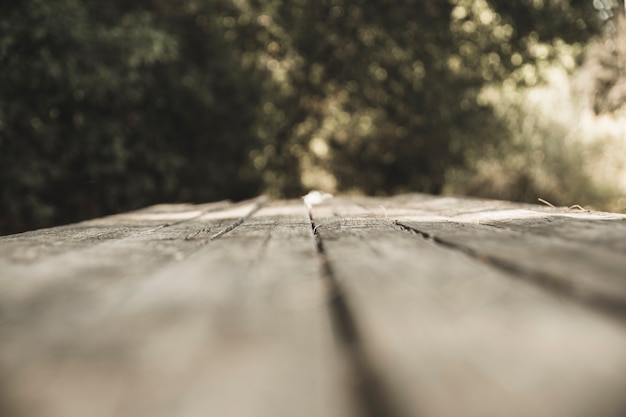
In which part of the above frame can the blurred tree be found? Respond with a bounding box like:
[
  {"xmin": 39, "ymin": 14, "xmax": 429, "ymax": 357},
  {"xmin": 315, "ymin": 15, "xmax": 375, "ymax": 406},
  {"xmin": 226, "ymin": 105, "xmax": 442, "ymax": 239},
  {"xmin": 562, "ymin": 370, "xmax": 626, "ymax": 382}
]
[
  {"xmin": 580, "ymin": 4, "xmax": 626, "ymax": 114},
  {"xmin": 250, "ymin": 0, "xmax": 602, "ymax": 195},
  {"xmin": 0, "ymin": 0, "xmax": 605, "ymax": 234},
  {"xmin": 0, "ymin": 0, "xmax": 262, "ymax": 234}
]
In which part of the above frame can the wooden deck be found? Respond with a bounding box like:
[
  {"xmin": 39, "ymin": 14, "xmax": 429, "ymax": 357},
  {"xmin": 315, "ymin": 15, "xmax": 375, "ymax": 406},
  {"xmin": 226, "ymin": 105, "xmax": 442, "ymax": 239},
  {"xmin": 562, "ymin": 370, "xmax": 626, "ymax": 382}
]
[{"xmin": 1, "ymin": 193, "xmax": 626, "ymax": 417}]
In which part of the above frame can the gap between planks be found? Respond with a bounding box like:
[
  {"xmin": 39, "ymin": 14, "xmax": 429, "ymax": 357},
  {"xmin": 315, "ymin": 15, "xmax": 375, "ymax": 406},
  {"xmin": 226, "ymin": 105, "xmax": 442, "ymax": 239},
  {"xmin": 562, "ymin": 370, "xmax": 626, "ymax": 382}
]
[
  {"xmin": 306, "ymin": 205, "xmax": 402, "ymax": 417},
  {"xmin": 393, "ymin": 221, "xmax": 626, "ymax": 322},
  {"xmin": 310, "ymin": 198, "xmax": 626, "ymax": 417},
  {"xmin": 1, "ymin": 199, "xmax": 357, "ymax": 417},
  {"xmin": 353, "ymin": 197, "xmax": 626, "ymax": 323}
]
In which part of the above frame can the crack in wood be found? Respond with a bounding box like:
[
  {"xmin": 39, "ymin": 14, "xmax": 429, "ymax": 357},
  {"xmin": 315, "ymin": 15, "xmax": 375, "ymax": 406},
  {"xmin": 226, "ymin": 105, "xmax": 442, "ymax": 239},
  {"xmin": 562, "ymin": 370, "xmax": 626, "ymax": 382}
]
[
  {"xmin": 394, "ymin": 221, "xmax": 626, "ymax": 323},
  {"xmin": 306, "ymin": 206, "xmax": 402, "ymax": 417},
  {"xmin": 138, "ymin": 201, "xmax": 232, "ymax": 234},
  {"xmin": 184, "ymin": 197, "xmax": 266, "ymax": 241}
]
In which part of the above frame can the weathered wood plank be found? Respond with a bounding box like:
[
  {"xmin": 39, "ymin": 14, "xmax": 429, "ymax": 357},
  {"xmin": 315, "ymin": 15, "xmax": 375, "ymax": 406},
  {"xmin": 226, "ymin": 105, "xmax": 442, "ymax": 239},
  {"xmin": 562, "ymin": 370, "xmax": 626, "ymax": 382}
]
[
  {"xmin": 0, "ymin": 200, "xmax": 232, "ymax": 262},
  {"xmin": 354, "ymin": 195, "xmax": 626, "ymax": 311},
  {"xmin": 0, "ymin": 200, "xmax": 261, "ymax": 392},
  {"xmin": 4, "ymin": 194, "xmax": 626, "ymax": 417},
  {"xmin": 0, "ymin": 200, "xmax": 261, "ymax": 311},
  {"xmin": 486, "ymin": 216, "xmax": 626, "ymax": 254},
  {"xmin": 376, "ymin": 193, "xmax": 626, "ymax": 252},
  {"xmin": 0, "ymin": 200, "xmax": 354, "ymax": 417},
  {"xmin": 311, "ymin": 199, "xmax": 626, "ymax": 417}
]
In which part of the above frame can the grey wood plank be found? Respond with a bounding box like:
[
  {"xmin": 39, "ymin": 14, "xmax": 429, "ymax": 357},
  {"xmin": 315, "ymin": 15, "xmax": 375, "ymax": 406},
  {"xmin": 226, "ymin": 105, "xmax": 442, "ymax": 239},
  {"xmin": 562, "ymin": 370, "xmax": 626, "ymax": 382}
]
[
  {"xmin": 375, "ymin": 193, "xmax": 626, "ymax": 252},
  {"xmin": 311, "ymin": 199, "xmax": 626, "ymax": 417},
  {"xmin": 485, "ymin": 216, "xmax": 626, "ymax": 253},
  {"xmin": 0, "ymin": 200, "xmax": 232, "ymax": 262},
  {"xmin": 354, "ymin": 195, "xmax": 626, "ymax": 311},
  {"xmin": 0, "ymin": 199, "xmax": 262, "ymax": 380},
  {"xmin": 0, "ymin": 200, "xmax": 355, "ymax": 417},
  {"xmin": 0, "ymin": 200, "xmax": 262, "ymax": 311}
]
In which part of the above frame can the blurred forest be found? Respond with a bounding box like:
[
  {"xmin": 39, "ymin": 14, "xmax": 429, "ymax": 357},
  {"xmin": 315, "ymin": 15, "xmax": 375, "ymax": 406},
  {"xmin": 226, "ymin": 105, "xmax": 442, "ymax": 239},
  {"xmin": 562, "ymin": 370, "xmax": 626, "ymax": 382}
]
[{"xmin": 1, "ymin": 0, "xmax": 625, "ymax": 235}]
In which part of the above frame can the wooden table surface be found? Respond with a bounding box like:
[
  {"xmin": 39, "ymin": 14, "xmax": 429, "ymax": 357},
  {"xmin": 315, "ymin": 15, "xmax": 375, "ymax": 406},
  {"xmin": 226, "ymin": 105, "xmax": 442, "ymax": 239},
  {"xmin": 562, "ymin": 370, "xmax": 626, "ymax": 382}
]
[{"xmin": 1, "ymin": 194, "xmax": 626, "ymax": 417}]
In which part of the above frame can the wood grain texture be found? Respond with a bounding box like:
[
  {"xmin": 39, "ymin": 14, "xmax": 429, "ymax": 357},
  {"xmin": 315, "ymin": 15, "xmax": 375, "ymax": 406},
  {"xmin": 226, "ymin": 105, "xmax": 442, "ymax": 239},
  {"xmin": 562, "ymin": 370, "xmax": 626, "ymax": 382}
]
[
  {"xmin": 1, "ymin": 199, "xmax": 354, "ymax": 417},
  {"xmin": 354, "ymin": 194, "xmax": 626, "ymax": 311},
  {"xmin": 311, "ymin": 198, "xmax": 626, "ymax": 417},
  {"xmin": 377, "ymin": 193, "xmax": 626, "ymax": 252},
  {"xmin": 2, "ymin": 194, "xmax": 626, "ymax": 417},
  {"xmin": 0, "ymin": 200, "xmax": 231, "ymax": 262}
]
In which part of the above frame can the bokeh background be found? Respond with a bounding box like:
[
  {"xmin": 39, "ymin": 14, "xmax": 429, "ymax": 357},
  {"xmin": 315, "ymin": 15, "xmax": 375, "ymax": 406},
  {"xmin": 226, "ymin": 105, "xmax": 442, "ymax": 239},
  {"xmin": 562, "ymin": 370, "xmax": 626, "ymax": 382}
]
[{"xmin": 1, "ymin": 0, "xmax": 625, "ymax": 235}]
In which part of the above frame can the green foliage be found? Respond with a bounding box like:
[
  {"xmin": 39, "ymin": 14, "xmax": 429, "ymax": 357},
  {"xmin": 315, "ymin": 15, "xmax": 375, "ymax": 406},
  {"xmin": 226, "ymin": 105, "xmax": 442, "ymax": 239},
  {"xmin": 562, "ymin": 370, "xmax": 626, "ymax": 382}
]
[
  {"xmin": 445, "ymin": 67, "xmax": 626, "ymax": 212},
  {"xmin": 581, "ymin": 13, "xmax": 626, "ymax": 114},
  {"xmin": 0, "ymin": 0, "xmax": 263, "ymax": 233},
  {"xmin": 250, "ymin": 0, "xmax": 602, "ymax": 195},
  {"xmin": 0, "ymin": 0, "xmax": 606, "ymax": 234}
]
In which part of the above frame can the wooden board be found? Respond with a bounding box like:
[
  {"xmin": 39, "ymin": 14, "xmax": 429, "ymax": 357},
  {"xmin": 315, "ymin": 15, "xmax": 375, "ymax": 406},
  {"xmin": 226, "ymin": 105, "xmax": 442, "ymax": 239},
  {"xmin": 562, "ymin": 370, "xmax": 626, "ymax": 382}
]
[
  {"xmin": 0, "ymin": 199, "xmax": 355, "ymax": 417},
  {"xmin": 0, "ymin": 200, "xmax": 231, "ymax": 263},
  {"xmin": 311, "ymin": 198, "xmax": 626, "ymax": 417},
  {"xmin": 1, "ymin": 193, "xmax": 626, "ymax": 417},
  {"xmin": 382, "ymin": 193, "xmax": 626, "ymax": 252},
  {"xmin": 353, "ymin": 194, "xmax": 626, "ymax": 313}
]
